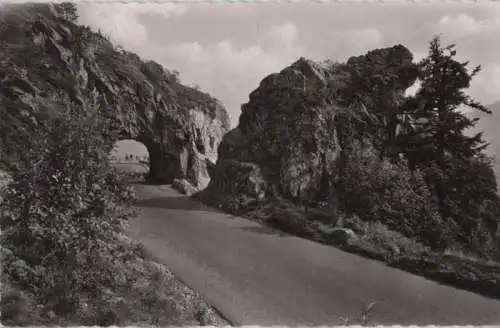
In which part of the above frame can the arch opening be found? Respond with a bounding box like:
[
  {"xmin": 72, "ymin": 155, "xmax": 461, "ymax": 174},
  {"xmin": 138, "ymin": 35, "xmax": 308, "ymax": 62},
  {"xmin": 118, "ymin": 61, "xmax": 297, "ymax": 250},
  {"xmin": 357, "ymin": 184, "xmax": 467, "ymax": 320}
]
[{"xmin": 109, "ymin": 139, "xmax": 150, "ymax": 178}]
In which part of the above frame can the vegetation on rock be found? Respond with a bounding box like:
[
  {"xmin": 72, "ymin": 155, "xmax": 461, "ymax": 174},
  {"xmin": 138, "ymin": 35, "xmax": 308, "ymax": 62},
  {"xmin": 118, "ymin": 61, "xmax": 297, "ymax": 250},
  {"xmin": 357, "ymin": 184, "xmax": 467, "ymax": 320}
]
[
  {"xmin": 0, "ymin": 2, "xmax": 229, "ymax": 188},
  {"xmin": 0, "ymin": 90, "xmax": 226, "ymax": 326},
  {"xmin": 1, "ymin": 92, "xmax": 133, "ymax": 324},
  {"xmin": 198, "ymin": 37, "xmax": 500, "ymax": 298},
  {"xmin": 0, "ymin": 4, "xmax": 228, "ymax": 325},
  {"xmin": 399, "ymin": 37, "xmax": 500, "ymax": 258}
]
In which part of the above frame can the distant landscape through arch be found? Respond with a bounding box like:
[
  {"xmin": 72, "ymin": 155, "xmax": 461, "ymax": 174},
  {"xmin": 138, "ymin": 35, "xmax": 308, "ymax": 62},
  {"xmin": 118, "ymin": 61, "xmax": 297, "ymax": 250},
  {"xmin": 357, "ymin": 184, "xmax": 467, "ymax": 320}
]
[{"xmin": 109, "ymin": 139, "xmax": 150, "ymax": 175}]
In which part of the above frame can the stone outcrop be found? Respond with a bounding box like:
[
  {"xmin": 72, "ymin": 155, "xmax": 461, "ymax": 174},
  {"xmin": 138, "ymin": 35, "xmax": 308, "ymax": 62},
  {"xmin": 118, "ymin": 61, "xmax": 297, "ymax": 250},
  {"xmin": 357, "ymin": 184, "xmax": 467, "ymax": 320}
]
[
  {"xmin": 0, "ymin": 4, "xmax": 230, "ymax": 189},
  {"xmin": 198, "ymin": 45, "xmax": 417, "ymax": 210},
  {"xmin": 171, "ymin": 178, "xmax": 198, "ymax": 196}
]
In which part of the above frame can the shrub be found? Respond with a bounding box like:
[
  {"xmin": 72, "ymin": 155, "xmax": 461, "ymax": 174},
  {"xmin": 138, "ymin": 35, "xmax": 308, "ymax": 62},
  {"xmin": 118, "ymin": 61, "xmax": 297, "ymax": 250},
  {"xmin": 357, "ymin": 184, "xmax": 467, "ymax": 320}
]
[
  {"xmin": 0, "ymin": 93, "xmax": 137, "ymax": 318},
  {"xmin": 337, "ymin": 141, "xmax": 453, "ymax": 250},
  {"xmin": 266, "ymin": 206, "xmax": 311, "ymax": 238},
  {"xmin": 360, "ymin": 221, "xmax": 431, "ymax": 257},
  {"xmin": 422, "ymin": 155, "xmax": 500, "ymax": 258}
]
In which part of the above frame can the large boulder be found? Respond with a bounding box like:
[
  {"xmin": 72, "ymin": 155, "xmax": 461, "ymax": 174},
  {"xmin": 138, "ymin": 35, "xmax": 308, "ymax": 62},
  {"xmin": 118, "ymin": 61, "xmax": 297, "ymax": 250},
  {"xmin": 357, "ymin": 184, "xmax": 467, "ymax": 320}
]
[
  {"xmin": 0, "ymin": 4, "xmax": 230, "ymax": 189},
  {"xmin": 324, "ymin": 228, "xmax": 357, "ymax": 246},
  {"xmin": 171, "ymin": 178, "xmax": 198, "ymax": 196},
  {"xmin": 199, "ymin": 46, "xmax": 417, "ymax": 210}
]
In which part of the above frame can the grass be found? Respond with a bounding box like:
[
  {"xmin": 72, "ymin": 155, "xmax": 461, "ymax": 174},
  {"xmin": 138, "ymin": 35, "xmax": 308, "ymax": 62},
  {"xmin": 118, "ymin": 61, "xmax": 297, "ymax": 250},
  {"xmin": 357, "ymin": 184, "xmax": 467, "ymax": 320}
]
[{"xmin": 1, "ymin": 232, "xmax": 229, "ymax": 326}]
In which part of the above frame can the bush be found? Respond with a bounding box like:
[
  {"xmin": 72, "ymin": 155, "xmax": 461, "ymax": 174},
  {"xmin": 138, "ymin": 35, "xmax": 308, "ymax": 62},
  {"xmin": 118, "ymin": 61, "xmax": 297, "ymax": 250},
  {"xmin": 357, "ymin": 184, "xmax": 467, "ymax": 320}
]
[
  {"xmin": 0, "ymin": 93, "xmax": 137, "ymax": 319},
  {"xmin": 266, "ymin": 206, "xmax": 312, "ymax": 238},
  {"xmin": 360, "ymin": 222, "xmax": 430, "ymax": 257},
  {"xmin": 422, "ymin": 155, "xmax": 500, "ymax": 258},
  {"xmin": 337, "ymin": 141, "xmax": 453, "ymax": 250}
]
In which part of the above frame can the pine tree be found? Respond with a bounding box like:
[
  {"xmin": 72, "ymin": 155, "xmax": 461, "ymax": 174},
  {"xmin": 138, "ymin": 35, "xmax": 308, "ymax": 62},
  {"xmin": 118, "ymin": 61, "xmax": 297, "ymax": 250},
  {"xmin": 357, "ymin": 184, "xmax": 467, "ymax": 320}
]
[
  {"xmin": 400, "ymin": 36, "xmax": 500, "ymax": 256},
  {"xmin": 402, "ymin": 36, "xmax": 491, "ymax": 169}
]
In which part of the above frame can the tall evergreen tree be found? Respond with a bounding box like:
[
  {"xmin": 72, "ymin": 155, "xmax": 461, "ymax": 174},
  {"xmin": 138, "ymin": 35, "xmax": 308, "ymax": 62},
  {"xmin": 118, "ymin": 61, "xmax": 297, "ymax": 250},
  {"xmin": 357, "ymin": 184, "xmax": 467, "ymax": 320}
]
[
  {"xmin": 400, "ymin": 36, "xmax": 500, "ymax": 256},
  {"xmin": 401, "ymin": 36, "xmax": 491, "ymax": 169}
]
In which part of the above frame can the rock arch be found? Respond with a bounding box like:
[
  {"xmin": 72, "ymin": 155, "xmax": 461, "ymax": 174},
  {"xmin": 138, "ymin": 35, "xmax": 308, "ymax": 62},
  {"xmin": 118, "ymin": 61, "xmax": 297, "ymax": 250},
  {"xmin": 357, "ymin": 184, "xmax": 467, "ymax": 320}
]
[
  {"xmin": 0, "ymin": 5, "xmax": 231, "ymax": 190},
  {"xmin": 112, "ymin": 106, "xmax": 228, "ymax": 189}
]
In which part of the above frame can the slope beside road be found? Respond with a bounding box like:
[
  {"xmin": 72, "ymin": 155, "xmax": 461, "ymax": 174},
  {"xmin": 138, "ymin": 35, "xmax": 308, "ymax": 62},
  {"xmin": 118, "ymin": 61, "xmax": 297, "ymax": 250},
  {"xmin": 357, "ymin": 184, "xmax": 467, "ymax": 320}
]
[{"xmin": 126, "ymin": 183, "xmax": 500, "ymax": 326}]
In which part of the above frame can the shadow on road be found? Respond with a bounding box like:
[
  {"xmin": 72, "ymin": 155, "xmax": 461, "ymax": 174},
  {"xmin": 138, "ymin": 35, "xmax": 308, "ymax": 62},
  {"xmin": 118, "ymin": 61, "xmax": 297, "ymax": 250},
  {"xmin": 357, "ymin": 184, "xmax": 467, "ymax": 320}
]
[{"xmin": 134, "ymin": 196, "xmax": 221, "ymax": 213}]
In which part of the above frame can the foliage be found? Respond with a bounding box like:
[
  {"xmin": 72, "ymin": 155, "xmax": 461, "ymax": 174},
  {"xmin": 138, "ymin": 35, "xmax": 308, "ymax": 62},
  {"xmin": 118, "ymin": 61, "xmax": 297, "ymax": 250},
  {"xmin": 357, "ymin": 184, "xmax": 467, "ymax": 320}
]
[
  {"xmin": 0, "ymin": 93, "xmax": 137, "ymax": 317},
  {"xmin": 422, "ymin": 155, "xmax": 500, "ymax": 258},
  {"xmin": 53, "ymin": 2, "xmax": 79, "ymax": 23},
  {"xmin": 400, "ymin": 36, "xmax": 491, "ymax": 169},
  {"xmin": 336, "ymin": 140, "xmax": 453, "ymax": 249},
  {"xmin": 358, "ymin": 221, "xmax": 431, "ymax": 257},
  {"xmin": 398, "ymin": 36, "xmax": 500, "ymax": 258}
]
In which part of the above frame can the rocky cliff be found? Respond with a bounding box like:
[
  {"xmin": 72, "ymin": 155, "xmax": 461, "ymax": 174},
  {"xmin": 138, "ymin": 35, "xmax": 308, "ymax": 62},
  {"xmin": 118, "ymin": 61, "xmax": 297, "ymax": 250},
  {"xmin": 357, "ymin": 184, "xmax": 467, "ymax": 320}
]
[
  {"xmin": 198, "ymin": 45, "xmax": 418, "ymax": 211},
  {"xmin": 0, "ymin": 4, "xmax": 230, "ymax": 189}
]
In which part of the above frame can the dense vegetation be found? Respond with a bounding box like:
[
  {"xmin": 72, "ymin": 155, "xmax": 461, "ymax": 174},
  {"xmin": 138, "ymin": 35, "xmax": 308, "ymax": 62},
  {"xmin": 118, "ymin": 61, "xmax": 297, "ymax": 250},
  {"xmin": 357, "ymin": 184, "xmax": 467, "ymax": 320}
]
[
  {"xmin": 0, "ymin": 78, "xmax": 223, "ymax": 327},
  {"xmin": 199, "ymin": 37, "xmax": 500, "ymax": 298},
  {"xmin": 0, "ymin": 3, "xmax": 225, "ymax": 325},
  {"xmin": 1, "ymin": 91, "xmax": 132, "ymax": 323},
  {"xmin": 336, "ymin": 37, "xmax": 500, "ymax": 259}
]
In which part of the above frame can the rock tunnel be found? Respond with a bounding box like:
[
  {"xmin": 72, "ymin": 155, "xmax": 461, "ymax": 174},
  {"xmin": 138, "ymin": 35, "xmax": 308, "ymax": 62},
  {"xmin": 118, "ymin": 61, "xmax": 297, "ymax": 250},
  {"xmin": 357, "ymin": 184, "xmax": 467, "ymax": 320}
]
[{"xmin": 111, "ymin": 107, "xmax": 228, "ymax": 190}]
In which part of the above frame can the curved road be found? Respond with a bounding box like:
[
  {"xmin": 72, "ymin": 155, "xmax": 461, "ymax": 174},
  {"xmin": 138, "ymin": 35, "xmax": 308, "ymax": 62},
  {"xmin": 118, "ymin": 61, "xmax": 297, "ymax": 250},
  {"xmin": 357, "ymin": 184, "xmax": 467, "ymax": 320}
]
[{"xmin": 127, "ymin": 184, "xmax": 500, "ymax": 326}]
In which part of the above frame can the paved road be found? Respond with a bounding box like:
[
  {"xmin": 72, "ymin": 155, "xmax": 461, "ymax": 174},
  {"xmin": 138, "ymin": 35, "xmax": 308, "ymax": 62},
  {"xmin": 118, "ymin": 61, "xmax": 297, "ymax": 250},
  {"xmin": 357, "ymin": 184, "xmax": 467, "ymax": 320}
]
[{"xmin": 127, "ymin": 184, "xmax": 500, "ymax": 326}]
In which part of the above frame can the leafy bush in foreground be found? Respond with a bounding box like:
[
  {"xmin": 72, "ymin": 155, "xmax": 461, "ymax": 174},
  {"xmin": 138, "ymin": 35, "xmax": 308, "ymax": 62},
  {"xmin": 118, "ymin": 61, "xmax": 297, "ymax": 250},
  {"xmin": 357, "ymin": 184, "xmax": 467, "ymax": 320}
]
[{"xmin": 0, "ymin": 93, "xmax": 137, "ymax": 319}]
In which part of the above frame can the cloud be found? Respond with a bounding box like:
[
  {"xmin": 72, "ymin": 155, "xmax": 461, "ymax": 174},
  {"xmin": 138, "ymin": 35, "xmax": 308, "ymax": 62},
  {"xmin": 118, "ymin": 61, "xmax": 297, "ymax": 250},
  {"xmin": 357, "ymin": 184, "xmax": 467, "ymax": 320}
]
[
  {"xmin": 141, "ymin": 22, "xmax": 305, "ymax": 126},
  {"xmin": 262, "ymin": 22, "xmax": 299, "ymax": 53},
  {"xmin": 316, "ymin": 27, "xmax": 384, "ymax": 61},
  {"xmin": 79, "ymin": 6, "xmax": 305, "ymax": 127},
  {"xmin": 333, "ymin": 28, "xmax": 383, "ymax": 51},
  {"xmin": 77, "ymin": 3, "xmax": 188, "ymax": 50},
  {"xmin": 78, "ymin": 3, "xmax": 500, "ymax": 127},
  {"xmin": 430, "ymin": 13, "xmax": 500, "ymax": 105},
  {"xmin": 437, "ymin": 13, "xmax": 500, "ymax": 37},
  {"xmin": 469, "ymin": 63, "xmax": 500, "ymax": 105}
]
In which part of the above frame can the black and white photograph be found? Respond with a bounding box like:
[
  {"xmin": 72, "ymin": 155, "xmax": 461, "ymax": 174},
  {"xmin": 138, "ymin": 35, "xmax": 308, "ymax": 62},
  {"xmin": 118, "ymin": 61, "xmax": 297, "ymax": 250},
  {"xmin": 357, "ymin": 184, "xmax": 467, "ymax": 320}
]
[{"xmin": 1, "ymin": 0, "xmax": 500, "ymax": 325}]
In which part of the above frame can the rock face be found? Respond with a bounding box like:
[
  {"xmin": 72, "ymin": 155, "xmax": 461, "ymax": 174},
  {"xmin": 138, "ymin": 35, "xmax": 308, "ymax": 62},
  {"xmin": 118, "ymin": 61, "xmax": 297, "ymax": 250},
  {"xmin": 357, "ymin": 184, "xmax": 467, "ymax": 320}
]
[
  {"xmin": 0, "ymin": 170, "xmax": 12, "ymax": 204},
  {"xmin": 0, "ymin": 4, "xmax": 230, "ymax": 189},
  {"xmin": 199, "ymin": 45, "xmax": 417, "ymax": 210}
]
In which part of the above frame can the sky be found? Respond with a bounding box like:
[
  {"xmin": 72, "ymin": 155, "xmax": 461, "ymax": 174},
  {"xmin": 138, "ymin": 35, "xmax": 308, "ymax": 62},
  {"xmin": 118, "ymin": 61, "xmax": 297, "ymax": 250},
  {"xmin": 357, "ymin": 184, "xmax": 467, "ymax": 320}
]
[{"xmin": 77, "ymin": 1, "xmax": 500, "ymax": 130}]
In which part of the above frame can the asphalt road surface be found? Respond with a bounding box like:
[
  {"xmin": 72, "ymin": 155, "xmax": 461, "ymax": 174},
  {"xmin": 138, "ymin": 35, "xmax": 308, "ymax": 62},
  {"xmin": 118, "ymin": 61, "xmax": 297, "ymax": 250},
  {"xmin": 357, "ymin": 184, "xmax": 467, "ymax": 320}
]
[{"xmin": 127, "ymin": 183, "xmax": 500, "ymax": 326}]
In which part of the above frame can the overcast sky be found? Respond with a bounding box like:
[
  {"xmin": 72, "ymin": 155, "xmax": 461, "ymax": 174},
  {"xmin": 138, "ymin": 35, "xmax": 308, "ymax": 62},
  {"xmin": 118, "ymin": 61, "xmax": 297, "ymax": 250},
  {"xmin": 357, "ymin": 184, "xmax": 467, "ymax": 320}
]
[{"xmin": 78, "ymin": 1, "xmax": 500, "ymax": 128}]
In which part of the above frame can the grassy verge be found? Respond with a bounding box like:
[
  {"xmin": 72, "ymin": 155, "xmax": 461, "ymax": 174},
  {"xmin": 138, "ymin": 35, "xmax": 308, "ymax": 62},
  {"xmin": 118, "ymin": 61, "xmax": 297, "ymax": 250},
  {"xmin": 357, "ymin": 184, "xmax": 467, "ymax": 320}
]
[
  {"xmin": 195, "ymin": 192, "xmax": 500, "ymax": 301},
  {"xmin": 1, "ymin": 231, "xmax": 229, "ymax": 326}
]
